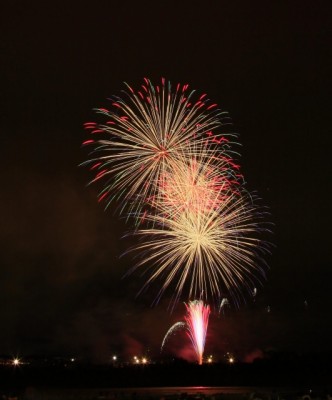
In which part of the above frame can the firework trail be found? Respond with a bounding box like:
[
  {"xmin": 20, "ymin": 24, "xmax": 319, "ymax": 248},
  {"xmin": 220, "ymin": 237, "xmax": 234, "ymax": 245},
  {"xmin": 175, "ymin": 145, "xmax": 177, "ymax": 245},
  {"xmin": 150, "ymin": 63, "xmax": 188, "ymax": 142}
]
[
  {"xmin": 160, "ymin": 322, "xmax": 186, "ymax": 353},
  {"xmin": 185, "ymin": 300, "xmax": 210, "ymax": 365},
  {"xmin": 219, "ymin": 298, "xmax": 229, "ymax": 313},
  {"xmin": 161, "ymin": 300, "xmax": 210, "ymax": 365},
  {"xmin": 82, "ymin": 78, "xmax": 239, "ymax": 218}
]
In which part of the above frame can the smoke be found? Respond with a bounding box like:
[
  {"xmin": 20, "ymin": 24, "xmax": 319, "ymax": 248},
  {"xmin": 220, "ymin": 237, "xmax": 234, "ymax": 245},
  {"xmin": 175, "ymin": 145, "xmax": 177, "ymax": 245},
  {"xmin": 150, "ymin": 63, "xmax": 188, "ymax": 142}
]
[{"xmin": 243, "ymin": 348, "xmax": 264, "ymax": 363}]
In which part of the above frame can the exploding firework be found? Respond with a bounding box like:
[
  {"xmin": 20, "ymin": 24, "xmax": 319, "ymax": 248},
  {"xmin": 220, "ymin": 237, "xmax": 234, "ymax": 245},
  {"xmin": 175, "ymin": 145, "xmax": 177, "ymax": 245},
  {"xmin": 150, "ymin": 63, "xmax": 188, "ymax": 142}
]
[
  {"xmin": 82, "ymin": 78, "xmax": 270, "ymax": 307},
  {"xmin": 161, "ymin": 300, "xmax": 210, "ymax": 365},
  {"xmin": 151, "ymin": 153, "xmax": 241, "ymax": 217},
  {"xmin": 130, "ymin": 187, "xmax": 269, "ymax": 306},
  {"xmin": 82, "ymin": 78, "xmax": 239, "ymax": 217}
]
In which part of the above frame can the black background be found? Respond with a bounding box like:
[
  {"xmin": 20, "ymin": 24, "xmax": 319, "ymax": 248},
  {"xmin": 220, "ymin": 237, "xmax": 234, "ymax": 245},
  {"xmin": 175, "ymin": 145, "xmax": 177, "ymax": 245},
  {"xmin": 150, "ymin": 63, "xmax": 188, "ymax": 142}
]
[{"xmin": 0, "ymin": 1, "xmax": 331, "ymax": 362}]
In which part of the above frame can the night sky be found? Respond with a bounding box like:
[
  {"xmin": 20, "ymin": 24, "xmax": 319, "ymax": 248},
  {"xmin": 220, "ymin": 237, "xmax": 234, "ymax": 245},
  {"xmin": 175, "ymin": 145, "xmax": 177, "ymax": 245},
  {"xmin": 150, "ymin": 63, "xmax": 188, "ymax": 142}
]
[{"xmin": 1, "ymin": 1, "xmax": 331, "ymax": 363}]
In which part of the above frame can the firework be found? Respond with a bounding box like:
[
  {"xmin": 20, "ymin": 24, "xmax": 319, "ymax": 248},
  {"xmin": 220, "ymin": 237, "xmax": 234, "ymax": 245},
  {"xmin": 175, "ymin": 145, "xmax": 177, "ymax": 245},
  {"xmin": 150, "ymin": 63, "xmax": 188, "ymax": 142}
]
[
  {"xmin": 161, "ymin": 300, "xmax": 210, "ymax": 365},
  {"xmin": 130, "ymin": 186, "xmax": 269, "ymax": 306},
  {"xmin": 160, "ymin": 321, "xmax": 186, "ymax": 353},
  {"xmin": 218, "ymin": 297, "xmax": 229, "ymax": 314},
  {"xmin": 82, "ymin": 78, "xmax": 238, "ymax": 217},
  {"xmin": 82, "ymin": 78, "xmax": 270, "ymax": 307},
  {"xmin": 185, "ymin": 300, "xmax": 210, "ymax": 365},
  {"xmin": 150, "ymin": 152, "xmax": 242, "ymax": 219}
]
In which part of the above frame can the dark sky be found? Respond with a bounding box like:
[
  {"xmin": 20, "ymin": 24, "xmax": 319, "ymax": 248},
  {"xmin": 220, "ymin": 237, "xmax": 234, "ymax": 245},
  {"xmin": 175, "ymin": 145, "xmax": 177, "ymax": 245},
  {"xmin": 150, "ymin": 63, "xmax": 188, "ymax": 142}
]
[{"xmin": 0, "ymin": 1, "xmax": 331, "ymax": 362}]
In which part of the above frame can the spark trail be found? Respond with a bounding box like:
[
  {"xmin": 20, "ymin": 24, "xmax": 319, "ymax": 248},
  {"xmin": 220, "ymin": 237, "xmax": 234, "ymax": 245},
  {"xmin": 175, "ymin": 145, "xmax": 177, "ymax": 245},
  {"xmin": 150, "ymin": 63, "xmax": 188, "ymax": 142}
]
[{"xmin": 161, "ymin": 322, "xmax": 186, "ymax": 353}]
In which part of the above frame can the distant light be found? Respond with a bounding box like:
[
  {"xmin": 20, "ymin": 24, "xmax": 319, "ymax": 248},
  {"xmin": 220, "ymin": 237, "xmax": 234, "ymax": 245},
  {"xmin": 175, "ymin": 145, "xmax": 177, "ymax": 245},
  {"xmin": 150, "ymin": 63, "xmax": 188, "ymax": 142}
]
[
  {"xmin": 229, "ymin": 357, "xmax": 234, "ymax": 364},
  {"xmin": 142, "ymin": 358, "xmax": 147, "ymax": 364},
  {"xmin": 70, "ymin": 358, "xmax": 75, "ymax": 362},
  {"xmin": 135, "ymin": 359, "xmax": 140, "ymax": 364},
  {"xmin": 207, "ymin": 354, "xmax": 213, "ymax": 363},
  {"xmin": 112, "ymin": 355, "xmax": 117, "ymax": 361},
  {"xmin": 12, "ymin": 358, "xmax": 20, "ymax": 366}
]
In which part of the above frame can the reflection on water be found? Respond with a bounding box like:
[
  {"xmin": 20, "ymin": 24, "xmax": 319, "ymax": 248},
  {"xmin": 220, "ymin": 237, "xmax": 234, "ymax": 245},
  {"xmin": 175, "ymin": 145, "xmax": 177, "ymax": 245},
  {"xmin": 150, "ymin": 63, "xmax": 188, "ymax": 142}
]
[{"xmin": 23, "ymin": 386, "xmax": 332, "ymax": 400}]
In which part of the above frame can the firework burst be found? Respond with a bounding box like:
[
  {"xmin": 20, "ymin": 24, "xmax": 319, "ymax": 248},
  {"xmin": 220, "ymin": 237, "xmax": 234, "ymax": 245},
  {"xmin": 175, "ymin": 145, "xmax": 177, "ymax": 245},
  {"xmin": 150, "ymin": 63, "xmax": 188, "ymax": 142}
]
[
  {"xmin": 82, "ymin": 78, "xmax": 238, "ymax": 217},
  {"xmin": 130, "ymin": 186, "xmax": 269, "ymax": 306},
  {"xmin": 82, "ymin": 78, "xmax": 271, "ymax": 307},
  {"xmin": 151, "ymin": 154, "xmax": 241, "ymax": 216}
]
